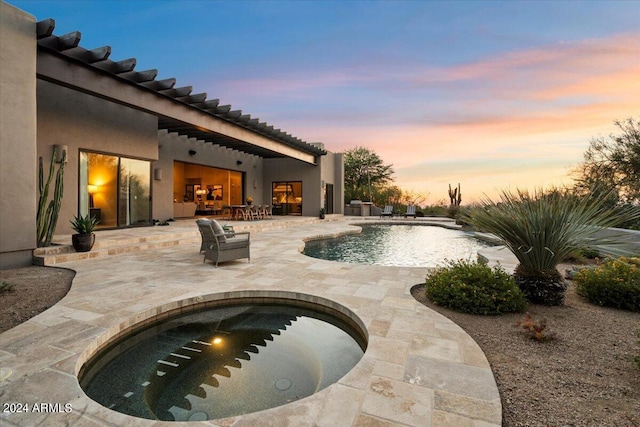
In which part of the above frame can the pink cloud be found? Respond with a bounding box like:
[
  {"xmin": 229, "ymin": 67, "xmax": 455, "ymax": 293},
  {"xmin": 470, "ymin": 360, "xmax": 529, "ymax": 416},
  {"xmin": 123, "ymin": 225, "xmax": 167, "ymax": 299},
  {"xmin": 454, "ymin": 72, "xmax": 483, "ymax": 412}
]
[{"xmin": 193, "ymin": 31, "xmax": 639, "ymax": 202}]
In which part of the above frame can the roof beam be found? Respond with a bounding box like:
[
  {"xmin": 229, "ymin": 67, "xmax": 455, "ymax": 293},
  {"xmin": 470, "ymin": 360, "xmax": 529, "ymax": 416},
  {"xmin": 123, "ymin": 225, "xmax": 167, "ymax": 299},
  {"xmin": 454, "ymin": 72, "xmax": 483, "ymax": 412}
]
[
  {"xmin": 93, "ymin": 58, "xmax": 136, "ymax": 74},
  {"xmin": 140, "ymin": 78, "xmax": 176, "ymax": 91},
  {"xmin": 36, "ymin": 18, "xmax": 55, "ymax": 38},
  {"xmin": 38, "ymin": 31, "xmax": 81, "ymax": 50},
  {"xmin": 119, "ymin": 69, "xmax": 158, "ymax": 83},
  {"xmin": 37, "ymin": 51, "xmax": 317, "ymax": 164},
  {"xmin": 65, "ymin": 46, "xmax": 111, "ymax": 63}
]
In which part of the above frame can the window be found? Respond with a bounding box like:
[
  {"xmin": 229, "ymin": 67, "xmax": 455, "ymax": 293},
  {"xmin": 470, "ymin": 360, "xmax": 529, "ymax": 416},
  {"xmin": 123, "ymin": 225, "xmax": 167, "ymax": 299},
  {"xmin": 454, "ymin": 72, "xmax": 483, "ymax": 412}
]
[{"xmin": 272, "ymin": 181, "xmax": 302, "ymax": 215}]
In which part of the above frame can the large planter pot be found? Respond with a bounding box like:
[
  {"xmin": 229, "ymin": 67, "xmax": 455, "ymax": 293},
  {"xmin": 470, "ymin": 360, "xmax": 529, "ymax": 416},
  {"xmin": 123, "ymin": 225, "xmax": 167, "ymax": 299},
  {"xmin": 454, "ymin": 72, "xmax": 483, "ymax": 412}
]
[{"xmin": 72, "ymin": 233, "xmax": 95, "ymax": 252}]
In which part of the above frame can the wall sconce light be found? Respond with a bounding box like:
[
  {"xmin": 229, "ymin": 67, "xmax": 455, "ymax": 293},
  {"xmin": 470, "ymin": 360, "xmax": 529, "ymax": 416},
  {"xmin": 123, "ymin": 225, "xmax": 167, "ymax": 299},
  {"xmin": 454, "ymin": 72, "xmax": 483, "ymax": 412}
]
[
  {"xmin": 154, "ymin": 168, "xmax": 163, "ymax": 180},
  {"xmin": 87, "ymin": 184, "xmax": 98, "ymax": 208},
  {"xmin": 236, "ymin": 160, "xmax": 243, "ymax": 166},
  {"xmin": 53, "ymin": 144, "xmax": 68, "ymax": 164},
  {"xmin": 189, "ymin": 150, "xmax": 197, "ymax": 156}
]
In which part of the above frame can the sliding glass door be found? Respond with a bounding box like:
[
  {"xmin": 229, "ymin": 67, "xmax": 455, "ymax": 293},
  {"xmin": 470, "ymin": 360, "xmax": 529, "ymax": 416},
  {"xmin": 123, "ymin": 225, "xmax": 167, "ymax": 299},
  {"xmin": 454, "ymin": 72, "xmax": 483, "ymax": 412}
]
[
  {"xmin": 119, "ymin": 158, "xmax": 151, "ymax": 227},
  {"xmin": 80, "ymin": 151, "xmax": 151, "ymax": 228}
]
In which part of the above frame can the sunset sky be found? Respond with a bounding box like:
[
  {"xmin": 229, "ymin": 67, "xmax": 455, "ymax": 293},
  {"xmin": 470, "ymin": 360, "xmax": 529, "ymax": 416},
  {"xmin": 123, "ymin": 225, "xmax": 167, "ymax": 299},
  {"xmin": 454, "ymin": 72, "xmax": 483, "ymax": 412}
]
[{"xmin": 12, "ymin": 0, "xmax": 640, "ymax": 203}]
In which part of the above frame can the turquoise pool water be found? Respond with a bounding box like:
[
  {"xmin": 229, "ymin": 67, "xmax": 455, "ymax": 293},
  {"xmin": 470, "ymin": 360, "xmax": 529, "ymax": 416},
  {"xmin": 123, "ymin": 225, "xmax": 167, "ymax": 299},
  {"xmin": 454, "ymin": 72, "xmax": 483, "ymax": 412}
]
[
  {"xmin": 80, "ymin": 303, "xmax": 366, "ymax": 421},
  {"xmin": 303, "ymin": 224, "xmax": 493, "ymax": 267}
]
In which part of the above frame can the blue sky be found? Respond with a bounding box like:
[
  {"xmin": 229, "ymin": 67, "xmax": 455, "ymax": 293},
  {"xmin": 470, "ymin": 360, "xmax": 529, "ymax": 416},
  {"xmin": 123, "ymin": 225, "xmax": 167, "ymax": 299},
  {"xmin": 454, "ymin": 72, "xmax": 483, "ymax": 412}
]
[{"xmin": 10, "ymin": 0, "xmax": 640, "ymax": 202}]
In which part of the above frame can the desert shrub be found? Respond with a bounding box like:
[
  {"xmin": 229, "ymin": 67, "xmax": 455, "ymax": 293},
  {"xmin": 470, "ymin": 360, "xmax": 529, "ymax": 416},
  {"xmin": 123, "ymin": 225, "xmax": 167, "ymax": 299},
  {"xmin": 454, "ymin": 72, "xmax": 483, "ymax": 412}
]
[
  {"xmin": 578, "ymin": 247, "xmax": 601, "ymax": 259},
  {"xmin": 575, "ymin": 257, "xmax": 640, "ymax": 312},
  {"xmin": 422, "ymin": 205, "xmax": 449, "ymax": 217},
  {"xmin": 516, "ymin": 313, "xmax": 556, "ymax": 342},
  {"xmin": 0, "ymin": 281, "xmax": 15, "ymax": 293},
  {"xmin": 446, "ymin": 205, "xmax": 460, "ymax": 219},
  {"xmin": 563, "ymin": 247, "xmax": 601, "ymax": 264},
  {"xmin": 425, "ymin": 259, "xmax": 527, "ymax": 315}
]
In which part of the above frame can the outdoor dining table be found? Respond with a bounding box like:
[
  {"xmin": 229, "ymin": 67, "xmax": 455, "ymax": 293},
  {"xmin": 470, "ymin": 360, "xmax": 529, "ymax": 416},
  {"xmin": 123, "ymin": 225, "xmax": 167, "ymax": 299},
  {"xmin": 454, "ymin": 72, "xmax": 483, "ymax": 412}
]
[{"xmin": 222, "ymin": 205, "xmax": 247, "ymax": 220}]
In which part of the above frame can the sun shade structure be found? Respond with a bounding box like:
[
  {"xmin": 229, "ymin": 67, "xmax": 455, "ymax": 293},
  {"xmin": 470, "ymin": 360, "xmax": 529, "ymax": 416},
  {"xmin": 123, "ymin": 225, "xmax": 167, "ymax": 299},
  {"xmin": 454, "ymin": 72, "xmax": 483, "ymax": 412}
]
[
  {"xmin": 0, "ymin": 4, "xmax": 344, "ymax": 267},
  {"xmin": 34, "ymin": 18, "xmax": 326, "ymax": 164}
]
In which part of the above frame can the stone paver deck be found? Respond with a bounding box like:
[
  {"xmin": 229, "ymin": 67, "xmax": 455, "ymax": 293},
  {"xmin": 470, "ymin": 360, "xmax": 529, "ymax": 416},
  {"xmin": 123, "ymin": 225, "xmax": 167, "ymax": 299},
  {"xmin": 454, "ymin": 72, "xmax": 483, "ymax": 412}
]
[{"xmin": 1, "ymin": 216, "xmax": 502, "ymax": 426}]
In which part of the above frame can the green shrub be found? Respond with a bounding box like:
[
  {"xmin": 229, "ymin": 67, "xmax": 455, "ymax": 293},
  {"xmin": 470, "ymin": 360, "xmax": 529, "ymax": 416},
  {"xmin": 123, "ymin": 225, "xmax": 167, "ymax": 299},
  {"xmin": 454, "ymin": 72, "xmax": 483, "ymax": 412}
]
[
  {"xmin": 0, "ymin": 281, "xmax": 15, "ymax": 293},
  {"xmin": 422, "ymin": 205, "xmax": 449, "ymax": 217},
  {"xmin": 446, "ymin": 205, "xmax": 459, "ymax": 219},
  {"xmin": 578, "ymin": 247, "xmax": 601, "ymax": 259},
  {"xmin": 425, "ymin": 259, "xmax": 527, "ymax": 315},
  {"xmin": 575, "ymin": 257, "xmax": 640, "ymax": 312}
]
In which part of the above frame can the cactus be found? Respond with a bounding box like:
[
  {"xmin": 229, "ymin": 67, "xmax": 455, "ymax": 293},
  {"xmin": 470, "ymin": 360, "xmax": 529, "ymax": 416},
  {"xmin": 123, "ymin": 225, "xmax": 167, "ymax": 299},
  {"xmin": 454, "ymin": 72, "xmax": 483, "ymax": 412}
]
[
  {"xmin": 36, "ymin": 147, "xmax": 66, "ymax": 247},
  {"xmin": 448, "ymin": 183, "xmax": 462, "ymax": 207}
]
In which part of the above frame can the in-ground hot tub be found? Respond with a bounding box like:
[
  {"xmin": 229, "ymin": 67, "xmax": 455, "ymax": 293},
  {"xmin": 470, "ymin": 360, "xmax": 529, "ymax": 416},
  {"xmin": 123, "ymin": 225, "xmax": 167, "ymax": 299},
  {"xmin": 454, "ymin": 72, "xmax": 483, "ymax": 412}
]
[{"xmin": 77, "ymin": 292, "xmax": 367, "ymax": 422}]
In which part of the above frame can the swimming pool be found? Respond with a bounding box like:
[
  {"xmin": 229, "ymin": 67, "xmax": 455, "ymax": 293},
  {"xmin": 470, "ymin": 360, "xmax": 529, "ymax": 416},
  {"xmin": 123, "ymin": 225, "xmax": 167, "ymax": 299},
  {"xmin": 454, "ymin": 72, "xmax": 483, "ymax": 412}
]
[
  {"xmin": 79, "ymin": 301, "xmax": 366, "ymax": 421},
  {"xmin": 303, "ymin": 223, "xmax": 493, "ymax": 267}
]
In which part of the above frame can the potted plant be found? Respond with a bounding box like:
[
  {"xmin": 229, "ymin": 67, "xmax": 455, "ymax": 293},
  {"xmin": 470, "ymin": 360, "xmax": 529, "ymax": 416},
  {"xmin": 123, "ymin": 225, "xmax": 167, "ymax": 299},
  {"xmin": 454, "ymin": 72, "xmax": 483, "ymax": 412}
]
[
  {"xmin": 319, "ymin": 208, "xmax": 325, "ymax": 219},
  {"xmin": 246, "ymin": 196, "xmax": 253, "ymax": 206},
  {"xmin": 70, "ymin": 214, "xmax": 99, "ymax": 252}
]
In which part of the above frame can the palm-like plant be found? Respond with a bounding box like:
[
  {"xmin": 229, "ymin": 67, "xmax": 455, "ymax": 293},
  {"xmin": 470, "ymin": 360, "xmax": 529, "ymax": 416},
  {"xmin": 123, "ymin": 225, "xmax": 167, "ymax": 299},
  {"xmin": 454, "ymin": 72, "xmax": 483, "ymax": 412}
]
[{"xmin": 465, "ymin": 189, "xmax": 639, "ymax": 305}]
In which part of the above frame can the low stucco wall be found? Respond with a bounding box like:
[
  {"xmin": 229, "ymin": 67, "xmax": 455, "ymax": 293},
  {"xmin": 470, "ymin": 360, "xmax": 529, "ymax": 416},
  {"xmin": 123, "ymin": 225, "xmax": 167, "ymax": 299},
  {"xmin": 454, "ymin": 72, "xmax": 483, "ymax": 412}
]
[{"xmin": 592, "ymin": 227, "xmax": 640, "ymax": 256}]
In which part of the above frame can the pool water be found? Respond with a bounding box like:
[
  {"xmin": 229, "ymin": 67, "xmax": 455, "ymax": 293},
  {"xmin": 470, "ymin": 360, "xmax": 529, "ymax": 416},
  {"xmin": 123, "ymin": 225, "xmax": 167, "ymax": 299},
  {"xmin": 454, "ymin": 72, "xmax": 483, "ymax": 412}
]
[
  {"xmin": 80, "ymin": 303, "xmax": 366, "ymax": 421},
  {"xmin": 303, "ymin": 224, "xmax": 493, "ymax": 267}
]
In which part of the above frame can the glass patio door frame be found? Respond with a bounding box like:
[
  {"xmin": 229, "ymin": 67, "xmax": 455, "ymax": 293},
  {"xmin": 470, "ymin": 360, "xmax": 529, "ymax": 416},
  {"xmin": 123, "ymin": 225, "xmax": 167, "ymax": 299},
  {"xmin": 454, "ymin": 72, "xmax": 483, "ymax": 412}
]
[
  {"xmin": 272, "ymin": 181, "xmax": 302, "ymax": 216},
  {"xmin": 79, "ymin": 150, "xmax": 152, "ymax": 229}
]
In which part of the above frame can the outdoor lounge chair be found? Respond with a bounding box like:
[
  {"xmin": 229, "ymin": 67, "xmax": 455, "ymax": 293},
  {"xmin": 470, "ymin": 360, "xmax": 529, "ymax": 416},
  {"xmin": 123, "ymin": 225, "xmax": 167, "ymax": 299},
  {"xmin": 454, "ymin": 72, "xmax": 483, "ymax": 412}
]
[
  {"xmin": 197, "ymin": 218, "xmax": 236, "ymax": 253},
  {"xmin": 404, "ymin": 205, "xmax": 416, "ymax": 218},
  {"xmin": 196, "ymin": 219, "xmax": 250, "ymax": 267},
  {"xmin": 380, "ymin": 205, "xmax": 393, "ymax": 218}
]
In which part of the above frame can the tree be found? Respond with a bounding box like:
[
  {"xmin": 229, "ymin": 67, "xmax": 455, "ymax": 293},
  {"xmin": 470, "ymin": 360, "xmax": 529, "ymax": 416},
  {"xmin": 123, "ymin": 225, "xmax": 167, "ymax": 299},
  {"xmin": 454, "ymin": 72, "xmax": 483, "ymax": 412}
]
[
  {"xmin": 344, "ymin": 146, "xmax": 394, "ymax": 204},
  {"xmin": 573, "ymin": 117, "xmax": 640, "ymax": 204},
  {"xmin": 399, "ymin": 189, "xmax": 429, "ymax": 207},
  {"xmin": 374, "ymin": 185, "xmax": 403, "ymax": 206}
]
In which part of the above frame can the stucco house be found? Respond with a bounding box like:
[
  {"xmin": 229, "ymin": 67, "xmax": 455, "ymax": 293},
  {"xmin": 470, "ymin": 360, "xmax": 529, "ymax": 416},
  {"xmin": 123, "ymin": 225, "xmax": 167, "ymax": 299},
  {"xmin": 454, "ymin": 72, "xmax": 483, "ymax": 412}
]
[{"xmin": 0, "ymin": 2, "xmax": 344, "ymax": 268}]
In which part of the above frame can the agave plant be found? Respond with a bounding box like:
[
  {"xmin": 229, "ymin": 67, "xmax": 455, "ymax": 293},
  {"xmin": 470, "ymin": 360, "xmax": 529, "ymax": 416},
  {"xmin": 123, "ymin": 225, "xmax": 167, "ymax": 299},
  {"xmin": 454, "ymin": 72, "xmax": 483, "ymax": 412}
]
[
  {"xmin": 465, "ymin": 189, "xmax": 640, "ymax": 305},
  {"xmin": 69, "ymin": 214, "xmax": 99, "ymax": 234}
]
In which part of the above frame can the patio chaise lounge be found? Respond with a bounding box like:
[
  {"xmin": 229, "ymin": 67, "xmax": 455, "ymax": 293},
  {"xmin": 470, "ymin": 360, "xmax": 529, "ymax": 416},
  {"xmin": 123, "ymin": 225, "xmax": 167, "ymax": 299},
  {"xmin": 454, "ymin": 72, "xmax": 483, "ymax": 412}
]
[
  {"xmin": 380, "ymin": 205, "xmax": 393, "ymax": 218},
  {"xmin": 404, "ymin": 205, "xmax": 416, "ymax": 218},
  {"xmin": 196, "ymin": 219, "xmax": 250, "ymax": 267}
]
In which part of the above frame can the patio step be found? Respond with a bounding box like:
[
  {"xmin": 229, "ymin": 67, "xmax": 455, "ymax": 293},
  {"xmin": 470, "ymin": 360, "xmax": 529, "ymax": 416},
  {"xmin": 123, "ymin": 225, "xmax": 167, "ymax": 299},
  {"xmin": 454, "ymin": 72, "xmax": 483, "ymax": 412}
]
[
  {"xmin": 32, "ymin": 216, "xmax": 336, "ymax": 266},
  {"xmin": 32, "ymin": 230, "xmax": 200, "ymax": 266}
]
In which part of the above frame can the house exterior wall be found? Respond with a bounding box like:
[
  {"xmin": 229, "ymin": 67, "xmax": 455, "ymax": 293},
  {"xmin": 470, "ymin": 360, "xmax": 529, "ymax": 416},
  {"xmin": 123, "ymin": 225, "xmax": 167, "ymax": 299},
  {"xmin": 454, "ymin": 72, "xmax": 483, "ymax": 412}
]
[
  {"xmin": 0, "ymin": 3, "xmax": 37, "ymax": 268},
  {"xmin": 263, "ymin": 151, "xmax": 344, "ymax": 217},
  {"xmin": 36, "ymin": 80, "xmax": 159, "ymax": 235},
  {"xmin": 318, "ymin": 150, "xmax": 345, "ymax": 215},
  {"xmin": 1, "ymin": 3, "xmax": 345, "ymax": 268},
  {"xmin": 154, "ymin": 131, "xmax": 263, "ymax": 220}
]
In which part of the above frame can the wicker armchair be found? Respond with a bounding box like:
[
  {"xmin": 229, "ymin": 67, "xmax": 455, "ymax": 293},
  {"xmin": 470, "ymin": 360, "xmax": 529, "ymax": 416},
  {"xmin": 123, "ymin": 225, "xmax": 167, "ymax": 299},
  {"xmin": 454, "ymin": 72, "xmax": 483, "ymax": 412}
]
[{"xmin": 196, "ymin": 219, "xmax": 250, "ymax": 267}]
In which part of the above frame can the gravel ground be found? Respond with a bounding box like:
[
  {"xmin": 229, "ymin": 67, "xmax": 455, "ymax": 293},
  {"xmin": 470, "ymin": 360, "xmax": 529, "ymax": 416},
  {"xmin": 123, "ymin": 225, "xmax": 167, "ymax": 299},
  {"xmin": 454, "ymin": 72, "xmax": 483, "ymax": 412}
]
[
  {"xmin": 0, "ymin": 266, "xmax": 74, "ymax": 334},
  {"xmin": 1, "ymin": 265, "xmax": 639, "ymax": 426},
  {"xmin": 412, "ymin": 264, "xmax": 640, "ymax": 427}
]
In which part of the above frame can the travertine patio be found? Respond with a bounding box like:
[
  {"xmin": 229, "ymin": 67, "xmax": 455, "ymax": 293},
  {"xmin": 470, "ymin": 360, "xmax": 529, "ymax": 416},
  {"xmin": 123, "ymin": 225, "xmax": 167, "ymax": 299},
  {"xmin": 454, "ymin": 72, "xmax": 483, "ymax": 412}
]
[{"xmin": 0, "ymin": 216, "xmax": 502, "ymax": 426}]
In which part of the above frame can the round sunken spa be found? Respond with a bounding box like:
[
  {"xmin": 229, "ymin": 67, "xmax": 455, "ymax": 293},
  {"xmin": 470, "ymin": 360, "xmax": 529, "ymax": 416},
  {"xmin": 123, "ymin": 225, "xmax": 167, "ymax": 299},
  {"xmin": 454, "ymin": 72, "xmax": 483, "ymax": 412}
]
[{"xmin": 78, "ymin": 293, "xmax": 367, "ymax": 422}]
